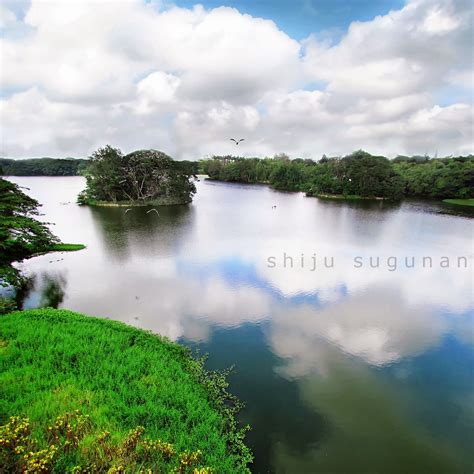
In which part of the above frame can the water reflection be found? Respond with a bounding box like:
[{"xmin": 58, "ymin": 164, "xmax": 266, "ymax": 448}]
[
  {"xmin": 88, "ymin": 204, "xmax": 195, "ymax": 259},
  {"xmin": 22, "ymin": 272, "xmax": 67, "ymax": 309},
  {"xmin": 274, "ymin": 354, "xmax": 469, "ymax": 473},
  {"xmin": 9, "ymin": 176, "xmax": 474, "ymax": 473},
  {"xmin": 268, "ymin": 287, "xmax": 445, "ymax": 370}
]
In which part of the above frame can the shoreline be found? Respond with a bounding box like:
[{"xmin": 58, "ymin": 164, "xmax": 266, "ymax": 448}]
[
  {"xmin": 308, "ymin": 193, "xmax": 387, "ymax": 201},
  {"xmin": 78, "ymin": 197, "xmax": 192, "ymax": 207}
]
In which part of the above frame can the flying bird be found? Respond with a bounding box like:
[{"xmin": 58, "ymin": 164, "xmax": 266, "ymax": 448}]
[
  {"xmin": 125, "ymin": 208, "xmax": 132, "ymax": 214},
  {"xmin": 146, "ymin": 209, "xmax": 160, "ymax": 216},
  {"xmin": 230, "ymin": 138, "xmax": 245, "ymax": 145}
]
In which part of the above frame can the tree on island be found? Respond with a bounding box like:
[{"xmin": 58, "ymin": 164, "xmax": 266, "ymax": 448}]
[
  {"xmin": 79, "ymin": 146, "xmax": 197, "ymax": 205},
  {"xmin": 0, "ymin": 177, "xmax": 59, "ymax": 286}
]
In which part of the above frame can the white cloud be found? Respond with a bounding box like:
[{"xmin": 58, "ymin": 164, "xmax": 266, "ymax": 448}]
[
  {"xmin": 0, "ymin": 0, "xmax": 472, "ymax": 158},
  {"xmin": 135, "ymin": 72, "xmax": 180, "ymax": 114},
  {"xmin": 268, "ymin": 288, "xmax": 446, "ymax": 373},
  {"xmin": 420, "ymin": 4, "xmax": 461, "ymax": 34}
]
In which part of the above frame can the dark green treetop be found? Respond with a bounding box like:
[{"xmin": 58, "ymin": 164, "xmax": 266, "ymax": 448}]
[{"xmin": 79, "ymin": 146, "xmax": 196, "ymax": 205}]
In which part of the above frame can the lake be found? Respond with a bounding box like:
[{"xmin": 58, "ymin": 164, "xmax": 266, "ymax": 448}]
[{"xmin": 7, "ymin": 176, "xmax": 474, "ymax": 473}]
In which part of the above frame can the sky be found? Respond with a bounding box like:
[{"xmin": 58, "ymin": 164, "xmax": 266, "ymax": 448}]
[{"xmin": 0, "ymin": 0, "xmax": 472, "ymax": 159}]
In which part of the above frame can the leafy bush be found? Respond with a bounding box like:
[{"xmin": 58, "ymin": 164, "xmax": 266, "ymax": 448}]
[{"xmin": 0, "ymin": 297, "xmax": 17, "ymax": 315}]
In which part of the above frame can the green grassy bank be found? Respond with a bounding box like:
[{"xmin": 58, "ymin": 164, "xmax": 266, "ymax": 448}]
[
  {"xmin": 0, "ymin": 309, "xmax": 252, "ymax": 472},
  {"xmin": 442, "ymin": 198, "xmax": 474, "ymax": 207},
  {"xmin": 49, "ymin": 243, "xmax": 86, "ymax": 252}
]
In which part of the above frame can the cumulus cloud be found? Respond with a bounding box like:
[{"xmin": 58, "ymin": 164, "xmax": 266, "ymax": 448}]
[
  {"xmin": 269, "ymin": 288, "xmax": 446, "ymax": 374},
  {"xmin": 0, "ymin": 0, "xmax": 472, "ymax": 158}
]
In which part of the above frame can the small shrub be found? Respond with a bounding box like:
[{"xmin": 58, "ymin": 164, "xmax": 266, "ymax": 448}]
[
  {"xmin": 0, "ymin": 412, "xmax": 214, "ymax": 472},
  {"xmin": 0, "ymin": 297, "xmax": 17, "ymax": 315}
]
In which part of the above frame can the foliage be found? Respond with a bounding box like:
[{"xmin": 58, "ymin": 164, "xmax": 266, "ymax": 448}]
[
  {"xmin": 393, "ymin": 155, "xmax": 474, "ymax": 198},
  {"xmin": 0, "ymin": 309, "xmax": 253, "ymax": 472},
  {"xmin": 80, "ymin": 146, "xmax": 196, "ymax": 205},
  {"xmin": 0, "ymin": 178, "xmax": 59, "ymax": 286},
  {"xmin": 0, "ymin": 297, "xmax": 17, "ymax": 315},
  {"xmin": 338, "ymin": 151, "xmax": 404, "ymax": 199},
  {"xmin": 0, "ymin": 158, "xmax": 87, "ymax": 176},
  {"xmin": 0, "ymin": 413, "xmax": 212, "ymax": 473},
  {"xmin": 200, "ymin": 152, "xmax": 473, "ymax": 200}
]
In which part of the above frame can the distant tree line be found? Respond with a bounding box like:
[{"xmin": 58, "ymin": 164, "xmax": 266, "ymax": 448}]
[
  {"xmin": 392, "ymin": 155, "xmax": 473, "ymax": 198},
  {"xmin": 1, "ymin": 151, "xmax": 472, "ymax": 200},
  {"xmin": 200, "ymin": 151, "xmax": 474, "ymax": 200},
  {"xmin": 0, "ymin": 158, "xmax": 88, "ymax": 176}
]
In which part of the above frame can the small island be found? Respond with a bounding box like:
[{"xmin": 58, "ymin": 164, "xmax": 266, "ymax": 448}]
[{"xmin": 78, "ymin": 146, "xmax": 197, "ymax": 207}]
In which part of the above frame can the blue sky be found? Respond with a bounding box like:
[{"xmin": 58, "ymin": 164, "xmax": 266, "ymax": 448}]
[
  {"xmin": 0, "ymin": 0, "xmax": 472, "ymax": 158},
  {"xmin": 170, "ymin": 0, "xmax": 405, "ymax": 40}
]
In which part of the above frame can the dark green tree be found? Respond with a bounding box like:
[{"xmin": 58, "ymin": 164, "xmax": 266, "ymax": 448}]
[
  {"xmin": 199, "ymin": 152, "xmax": 472, "ymax": 200},
  {"xmin": 0, "ymin": 158, "xmax": 87, "ymax": 176},
  {"xmin": 0, "ymin": 178, "xmax": 58, "ymax": 286},
  {"xmin": 342, "ymin": 151, "xmax": 404, "ymax": 199},
  {"xmin": 80, "ymin": 146, "xmax": 196, "ymax": 205}
]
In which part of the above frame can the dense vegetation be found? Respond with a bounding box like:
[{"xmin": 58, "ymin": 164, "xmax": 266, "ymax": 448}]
[
  {"xmin": 0, "ymin": 158, "xmax": 87, "ymax": 176},
  {"xmin": 78, "ymin": 146, "xmax": 197, "ymax": 206},
  {"xmin": 0, "ymin": 178, "xmax": 59, "ymax": 286},
  {"xmin": 201, "ymin": 152, "xmax": 474, "ymax": 200},
  {"xmin": 0, "ymin": 308, "xmax": 252, "ymax": 472},
  {"xmin": 392, "ymin": 156, "xmax": 474, "ymax": 198}
]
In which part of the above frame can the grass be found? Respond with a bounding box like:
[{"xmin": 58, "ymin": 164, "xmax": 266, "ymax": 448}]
[
  {"xmin": 49, "ymin": 243, "xmax": 86, "ymax": 252},
  {"xmin": 442, "ymin": 198, "xmax": 474, "ymax": 207},
  {"xmin": 308, "ymin": 193, "xmax": 385, "ymax": 201},
  {"xmin": 0, "ymin": 309, "xmax": 252, "ymax": 472}
]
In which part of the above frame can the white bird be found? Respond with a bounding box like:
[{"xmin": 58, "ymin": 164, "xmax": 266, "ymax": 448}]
[
  {"xmin": 125, "ymin": 208, "xmax": 132, "ymax": 214},
  {"xmin": 230, "ymin": 138, "xmax": 245, "ymax": 145},
  {"xmin": 146, "ymin": 209, "xmax": 160, "ymax": 216}
]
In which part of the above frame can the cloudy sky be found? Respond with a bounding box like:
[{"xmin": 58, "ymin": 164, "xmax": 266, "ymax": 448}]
[{"xmin": 0, "ymin": 0, "xmax": 472, "ymax": 159}]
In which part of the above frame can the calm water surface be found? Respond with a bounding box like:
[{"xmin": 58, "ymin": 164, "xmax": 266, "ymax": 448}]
[{"xmin": 8, "ymin": 176, "xmax": 474, "ymax": 473}]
